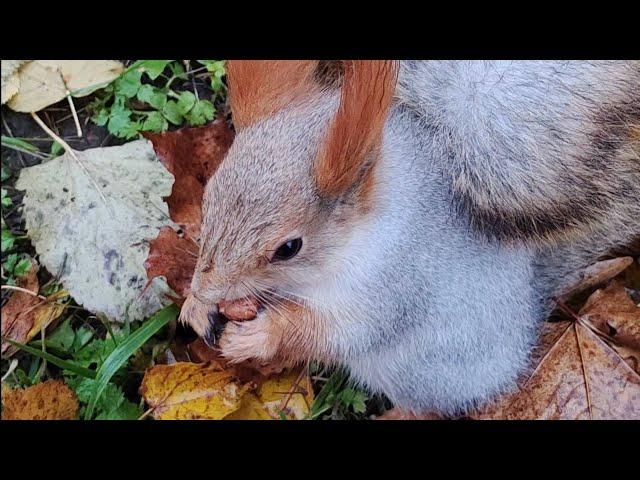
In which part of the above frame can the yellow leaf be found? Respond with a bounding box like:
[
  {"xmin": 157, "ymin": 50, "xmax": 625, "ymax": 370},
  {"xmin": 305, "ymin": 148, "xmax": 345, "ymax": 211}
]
[
  {"xmin": 225, "ymin": 370, "xmax": 313, "ymax": 420},
  {"xmin": 140, "ymin": 361, "xmax": 314, "ymax": 420},
  {"xmin": 140, "ymin": 362, "xmax": 249, "ymax": 420}
]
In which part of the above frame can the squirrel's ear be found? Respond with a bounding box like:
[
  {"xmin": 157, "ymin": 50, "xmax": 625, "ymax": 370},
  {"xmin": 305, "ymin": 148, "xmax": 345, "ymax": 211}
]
[
  {"xmin": 226, "ymin": 60, "xmax": 319, "ymax": 129},
  {"xmin": 315, "ymin": 60, "xmax": 399, "ymax": 197}
]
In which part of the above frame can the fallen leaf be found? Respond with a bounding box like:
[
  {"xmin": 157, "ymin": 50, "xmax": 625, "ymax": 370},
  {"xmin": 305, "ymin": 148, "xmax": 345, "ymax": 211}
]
[
  {"xmin": 140, "ymin": 361, "xmax": 313, "ymax": 420},
  {"xmin": 7, "ymin": 60, "xmax": 124, "ymax": 112},
  {"xmin": 1, "ymin": 380, "xmax": 78, "ymax": 420},
  {"xmin": 376, "ymin": 408, "xmax": 442, "ymax": 420},
  {"xmin": 579, "ymin": 281, "xmax": 640, "ymax": 373},
  {"xmin": 16, "ymin": 140, "xmax": 176, "ymax": 321},
  {"xmin": 139, "ymin": 362, "xmax": 249, "ymax": 420},
  {"xmin": 1, "ymin": 60, "xmax": 26, "ymax": 105},
  {"xmin": 1, "ymin": 260, "xmax": 67, "ymax": 355},
  {"xmin": 142, "ymin": 120, "xmax": 234, "ymax": 238},
  {"xmin": 557, "ymin": 256, "xmax": 634, "ymax": 302},
  {"xmin": 226, "ymin": 370, "xmax": 314, "ymax": 420},
  {"xmin": 143, "ymin": 121, "xmax": 234, "ymax": 297},
  {"xmin": 472, "ymin": 298, "xmax": 640, "ymax": 419},
  {"xmin": 144, "ymin": 226, "xmax": 198, "ymax": 298}
]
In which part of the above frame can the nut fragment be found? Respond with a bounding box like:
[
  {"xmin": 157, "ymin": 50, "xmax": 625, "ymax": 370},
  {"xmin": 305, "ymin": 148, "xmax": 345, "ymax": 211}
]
[{"xmin": 218, "ymin": 297, "xmax": 259, "ymax": 321}]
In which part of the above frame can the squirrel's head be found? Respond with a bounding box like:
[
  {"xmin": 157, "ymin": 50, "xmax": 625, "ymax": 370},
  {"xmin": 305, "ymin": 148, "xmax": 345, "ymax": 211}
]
[{"xmin": 181, "ymin": 60, "xmax": 398, "ymax": 342}]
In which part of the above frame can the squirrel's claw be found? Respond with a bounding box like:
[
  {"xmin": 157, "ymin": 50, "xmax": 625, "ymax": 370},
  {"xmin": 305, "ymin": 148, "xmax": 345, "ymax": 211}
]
[{"xmin": 204, "ymin": 309, "xmax": 228, "ymax": 347}]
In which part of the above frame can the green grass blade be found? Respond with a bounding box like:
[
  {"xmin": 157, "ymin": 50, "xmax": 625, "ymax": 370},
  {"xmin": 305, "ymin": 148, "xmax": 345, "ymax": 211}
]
[
  {"xmin": 85, "ymin": 303, "xmax": 179, "ymax": 420},
  {"xmin": 1, "ymin": 136, "xmax": 39, "ymax": 152},
  {"xmin": 3, "ymin": 338, "xmax": 96, "ymax": 379},
  {"xmin": 310, "ymin": 368, "xmax": 348, "ymax": 419}
]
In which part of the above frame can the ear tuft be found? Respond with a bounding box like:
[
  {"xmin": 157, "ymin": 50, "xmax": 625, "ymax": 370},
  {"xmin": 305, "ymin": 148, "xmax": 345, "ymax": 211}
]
[
  {"xmin": 226, "ymin": 60, "xmax": 319, "ymax": 129},
  {"xmin": 315, "ymin": 60, "xmax": 399, "ymax": 197}
]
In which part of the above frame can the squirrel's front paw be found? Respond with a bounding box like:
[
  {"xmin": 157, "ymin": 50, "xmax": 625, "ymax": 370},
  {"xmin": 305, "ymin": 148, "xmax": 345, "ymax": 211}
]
[{"xmin": 218, "ymin": 310, "xmax": 280, "ymax": 363}]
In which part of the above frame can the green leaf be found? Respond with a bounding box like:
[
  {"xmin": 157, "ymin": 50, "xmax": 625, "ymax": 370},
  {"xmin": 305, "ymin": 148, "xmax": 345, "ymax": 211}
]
[
  {"xmin": 162, "ymin": 100, "xmax": 183, "ymax": 125},
  {"xmin": 114, "ymin": 70, "xmax": 142, "ymax": 98},
  {"xmin": 141, "ymin": 112, "xmax": 168, "ymax": 133},
  {"xmin": 3, "ymin": 339, "xmax": 96, "ymax": 379},
  {"xmin": 2, "ymin": 229, "xmax": 16, "ymax": 251},
  {"xmin": 92, "ymin": 108, "xmax": 110, "ymax": 126},
  {"xmin": 85, "ymin": 304, "xmax": 179, "ymax": 419},
  {"xmin": 139, "ymin": 60, "xmax": 172, "ymax": 80},
  {"xmin": 50, "ymin": 141, "xmax": 64, "ymax": 157},
  {"xmin": 1, "ymin": 165, "xmax": 11, "ymax": 182},
  {"xmin": 1, "ymin": 188, "xmax": 12, "ymax": 208},
  {"xmin": 45, "ymin": 317, "xmax": 76, "ymax": 352},
  {"xmin": 339, "ymin": 387, "xmax": 368, "ymax": 414},
  {"xmin": 13, "ymin": 257, "xmax": 31, "ymax": 277},
  {"xmin": 176, "ymin": 91, "xmax": 196, "ymax": 115},
  {"xmin": 1, "ymin": 136, "xmax": 39, "ymax": 152},
  {"xmin": 185, "ymin": 100, "xmax": 215, "ymax": 126},
  {"xmin": 3, "ymin": 253, "xmax": 18, "ymax": 273},
  {"xmin": 97, "ymin": 399, "xmax": 142, "ymax": 420},
  {"xmin": 310, "ymin": 369, "xmax": 348, "ymax": 418},
  {"xmin": 136, "ymin": 84, "xmax": 167, "ymax": 110},
  {"xmin": 168, "ymin": 62, "xmax": 186, "ymax": 80},
  {"xmin": 107, "ymin": 103, "xmax": 141, "ymax": 139}
]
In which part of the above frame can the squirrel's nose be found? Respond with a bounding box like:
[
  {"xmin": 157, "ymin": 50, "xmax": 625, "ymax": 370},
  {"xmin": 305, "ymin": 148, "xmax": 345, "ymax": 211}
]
[{"xmin": 204, "ymin": 308, "xmax": 228, "ymax": 347}]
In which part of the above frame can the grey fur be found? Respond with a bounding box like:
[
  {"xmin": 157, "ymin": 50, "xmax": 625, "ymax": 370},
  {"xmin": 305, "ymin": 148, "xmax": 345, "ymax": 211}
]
[{"xmin": 192, "ymin": 61, "xmax": 639, "ymax": 416}]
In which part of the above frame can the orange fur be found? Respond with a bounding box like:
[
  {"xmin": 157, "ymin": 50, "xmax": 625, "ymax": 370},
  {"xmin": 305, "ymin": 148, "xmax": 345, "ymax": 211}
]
[
  {"xmin": 315, "ymin": 60, "xmax": 399, "ymax": 197},
  {"xmin": 226, "ymin": 60, "xmax": 319, "ymax": 128}
]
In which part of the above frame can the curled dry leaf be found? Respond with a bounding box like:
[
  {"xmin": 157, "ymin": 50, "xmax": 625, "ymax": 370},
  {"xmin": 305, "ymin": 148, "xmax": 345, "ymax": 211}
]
[
  {"xmin": 143, "ymin": 121, "xmax": 234, "ymax": 298},
  {"xmin": 16, "ymin": 140, "xmax": 176, "ymax": 321},
  {"xmin": 142, "ymin": 120, "xmax": 234, "ymax": 239},
  {"xmin": 6, "ymin": 60, "xmax": 124, "ymax": 112},
  {"xmin": 472, "ymin": 280, "xmax": 640, "ymax": 420},
  {"xmin": 140, "ymin": 361, "xmax": 312, "ymax": 420},
  {"xmin": 1, "ymin": 261, "xmax": 67, "ymax": 356},
  {"xmin": 557, "ymin": 256, "xmax": 634, "ymax": 302},
  {"xmin": 1, "ymin": 380, "xmax": 78, "ymax": 420},
  {"xmin": 145, "ymin": 226, "xmax": 198, "ymax": 298}
]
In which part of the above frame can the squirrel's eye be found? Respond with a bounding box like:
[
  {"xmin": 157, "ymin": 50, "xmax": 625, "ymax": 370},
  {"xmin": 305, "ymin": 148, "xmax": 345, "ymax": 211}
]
[{"xmin": 272, "ymin": 238, "xmax": 303, "ymax": 262}]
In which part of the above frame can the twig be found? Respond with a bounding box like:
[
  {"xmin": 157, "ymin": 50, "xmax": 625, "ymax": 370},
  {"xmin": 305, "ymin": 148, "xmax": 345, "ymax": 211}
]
[
  {"xmin": 1, "ymin": 285, "xmax": 46, "ymax": 300},
  {"xmin": 65, "ymin": 92, "xmax": 83, "ymax": 137},
  {"xmin": 57, "ymin": 70, "xmax": 83, "ymax": 137},
  {"xmin": 30, "ymin": 112, "xmax": 111, "ymax": 212},
  {"xmin": 1, "ymin": 359, "xmax": 19, "ymax": 382}
]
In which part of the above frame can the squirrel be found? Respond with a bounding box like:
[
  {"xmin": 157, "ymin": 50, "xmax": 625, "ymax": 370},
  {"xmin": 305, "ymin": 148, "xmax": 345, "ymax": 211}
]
[{"xmin": 179, "ymin": 61, "xmax": 640, "ymax": 416}]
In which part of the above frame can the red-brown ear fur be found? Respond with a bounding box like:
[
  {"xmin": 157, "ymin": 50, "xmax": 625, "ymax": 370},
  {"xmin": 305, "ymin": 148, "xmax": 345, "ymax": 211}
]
[
  {"xmin": 226, "ymin": 60, "xmax": 320, "ymax": 128},
  {"xmin": 315, "ymin": 60, "xmax": 399, "ymax": 197}
]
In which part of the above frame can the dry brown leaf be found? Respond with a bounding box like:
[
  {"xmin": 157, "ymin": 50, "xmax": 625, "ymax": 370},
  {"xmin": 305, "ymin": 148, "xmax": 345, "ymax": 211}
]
[
  {"xmin": 472, "ymin": 282, "xmax": 640, "ymax": 420},
  {"xmin": 1, "ymin": 380, "xmax": 78, "ymax": 420},
  {"xmin": 557, "ymin": 256, "xmax": 634, "ymax": 302},
  {"xmin": 376, "ymin": 407, "xmax": 442, "ymax": 420},
  {"xmin": 143, "ymin": 121, "xmax": 234, "ymax": 298},
  {"xmin": 142, "ymin": 121, "xmax": 234, "ymax": 239},
  {"xmin": 7, "ymin": 60, "xmax": 124, "ymax": 112},
  {"xmin": 1, "ymin": 261, "xmax": 67, "ymax": 356},
  {"xmin": 579, "ymin": 281, "xmax": 640, "ymax": 373},
  {"xmin": 144, "ymin": 226, "xmax": 198, "ymax": 298}
]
